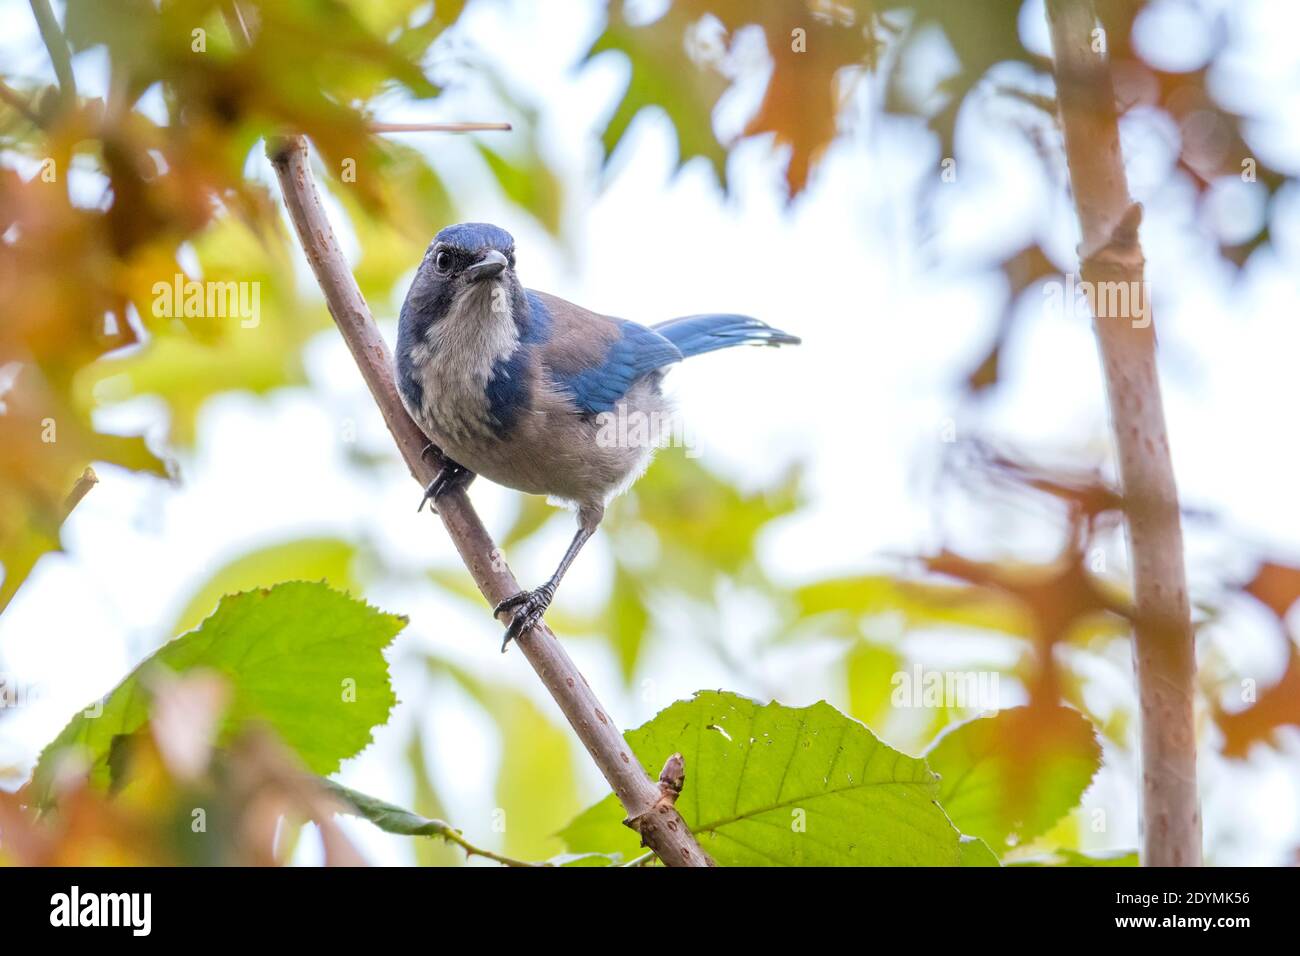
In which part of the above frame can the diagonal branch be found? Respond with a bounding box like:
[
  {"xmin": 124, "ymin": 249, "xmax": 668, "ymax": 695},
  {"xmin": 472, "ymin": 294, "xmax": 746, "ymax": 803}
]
[
  {"xmin": 265, "ymin": 134, "xmax": 712, "ymax": 867},
  {"xmin": 27, "ymin": 0, "xmax": 76, "ymax": 110},
  {"xmin": 1045, "ymin": 0, "xmax": 1200, "ymax": 866}
]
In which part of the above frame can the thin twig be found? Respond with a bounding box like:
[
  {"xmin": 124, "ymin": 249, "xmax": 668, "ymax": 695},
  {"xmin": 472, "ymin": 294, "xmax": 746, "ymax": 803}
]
[
  {"xmin": 265, "ymin": 134, "xmax": 712, "ymax": 867},
  {"xmin": 1045, "ymin": 0, "xmax": 1200, "ymax": 866},
  {"xmin": 367, "ymin": 121, "xmax": 512, "ymax": 134},
  {"xmin": 27, "ymin": 0, "xmax": 76, "ymax": 110},
  {"xmin": 221, "ymin": 1, "xmax": 254, "ymax": 46},
  {"xmin": 63, "ymin": 466, "xmax": 98, "ymax": 516},
  {"xmin": 322, "ymin": 778, "xmax": 550, "ymax": 866},
  {"xmin": 0, "ymin": 79, "xmax": 44, "ymax": 128},
  {"xmin": 424, "ymin": 825, "xmax": 548, "ymax": 867}
]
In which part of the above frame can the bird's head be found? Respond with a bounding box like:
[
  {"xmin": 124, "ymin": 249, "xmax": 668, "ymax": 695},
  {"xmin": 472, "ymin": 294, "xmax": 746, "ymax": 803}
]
[
  {"xmin": 424, "ymin": 222, "xmax": 517, "ymax": 292},
  {"xmin": 400, "ymin": 222, "xmax": 524, "ymax": 343}
]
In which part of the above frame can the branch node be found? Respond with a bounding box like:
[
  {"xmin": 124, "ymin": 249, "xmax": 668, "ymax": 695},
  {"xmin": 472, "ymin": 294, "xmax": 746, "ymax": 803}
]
[{"xmin": 1080, "ymin": 201, "xmax": 1145, "ymax": 282}]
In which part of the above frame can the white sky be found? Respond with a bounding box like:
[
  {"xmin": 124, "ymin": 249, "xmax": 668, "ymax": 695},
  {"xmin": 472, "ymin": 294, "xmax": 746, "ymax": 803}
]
[{"xmin": 1, "ymin": 0, "xmax": 1299, "ymax": 864}]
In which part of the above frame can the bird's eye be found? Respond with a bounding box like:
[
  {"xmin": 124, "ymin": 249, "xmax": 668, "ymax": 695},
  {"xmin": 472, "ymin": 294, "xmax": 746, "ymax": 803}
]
[{"xmin": 434, "ymin": 250, "xmax": 452, "ymax": 274}]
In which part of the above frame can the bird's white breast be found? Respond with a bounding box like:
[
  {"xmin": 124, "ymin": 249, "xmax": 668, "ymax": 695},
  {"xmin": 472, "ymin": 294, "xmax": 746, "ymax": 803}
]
[{"xmin": 413, "ymin": 280, "xmax": 518, "ymax": 445}]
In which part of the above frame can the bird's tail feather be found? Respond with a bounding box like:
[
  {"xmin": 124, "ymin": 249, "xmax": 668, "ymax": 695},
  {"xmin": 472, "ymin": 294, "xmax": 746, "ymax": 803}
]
[{"xmin": 652, "ymin": 313, "xmax": 800, "ymax": 359}]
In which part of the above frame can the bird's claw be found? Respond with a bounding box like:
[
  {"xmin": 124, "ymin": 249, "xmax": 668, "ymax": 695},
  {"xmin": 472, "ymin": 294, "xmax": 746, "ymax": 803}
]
[
  {"xmin": 494, "ymin": 585, "xmax": 555, "ymax": 652},
  {"xmin": 417, "ymin": 460, "xmax": 473, "ymax": 514}
]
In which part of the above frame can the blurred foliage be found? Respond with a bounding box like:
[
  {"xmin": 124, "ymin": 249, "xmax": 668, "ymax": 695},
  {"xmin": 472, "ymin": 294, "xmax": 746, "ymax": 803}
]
[
  {"xmin": 0, "ymin": 0, "xmax": 557, "ymax": 609},
  {"xmin": 1213, "ymin": 562, "xmax": 1300, "ymax": 758},
  {"xmin": 592, "ymin": 0, "xmax": 1292, "ymax": 254},
  {"xmin": 404, "ymin": 726, "xmax": 463, "ymax": 867},
  {"xmin": 428, "ymin": 659, "xmax": 581, "ymax": 861},
  {"xmin": 30, "ymin": 581, "xmax": 403, "ymax": 807}
]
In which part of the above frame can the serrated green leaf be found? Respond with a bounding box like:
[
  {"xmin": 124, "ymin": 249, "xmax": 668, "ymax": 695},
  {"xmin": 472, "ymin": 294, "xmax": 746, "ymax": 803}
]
[
  {"xmin": 559, "ymin": 690, "xmax": 964, "ymax": 866},
  {"xmin": 33, "ymin": 582, "xmax": 404, "ymax": 806},
  {"xmin": 926, "ymin": 705, "xmax": 1102, "ymax": 854}
]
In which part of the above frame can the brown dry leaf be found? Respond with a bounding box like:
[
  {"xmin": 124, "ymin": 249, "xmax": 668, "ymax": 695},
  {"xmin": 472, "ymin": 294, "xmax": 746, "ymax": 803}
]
[
  {"xmin": 924, "ymin": 548, "xmax": 1128, "ymax": 703},
  {"xmin": 1244, "ymin": 561, "xmax": 1300, "ymax": 621},
  {"xmin": 1216, "ymin": 644, "xmax": 1300, "ymax": 760},
  {"xmin": 1212, "ymin": 561, "xmax": 1300, "ymax": 758}
]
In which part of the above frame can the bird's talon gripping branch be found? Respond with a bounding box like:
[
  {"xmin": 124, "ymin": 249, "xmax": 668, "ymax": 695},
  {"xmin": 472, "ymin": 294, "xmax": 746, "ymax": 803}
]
[
  {"xmin": 495, "ymin": 585, "xmax": 555, "ymax": 651},
  {"xmin": 417, "ymin": 460, "xmax": 474, "ymax": 513}
]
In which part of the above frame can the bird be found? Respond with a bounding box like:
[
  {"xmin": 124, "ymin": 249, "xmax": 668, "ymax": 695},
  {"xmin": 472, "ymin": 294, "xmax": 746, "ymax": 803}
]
[{"xmin": 395, "ymin": 222, "xmax": 800, "ymax": 650}]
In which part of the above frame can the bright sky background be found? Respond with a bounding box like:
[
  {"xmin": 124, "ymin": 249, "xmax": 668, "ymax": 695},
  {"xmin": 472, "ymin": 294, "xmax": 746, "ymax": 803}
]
[{"xmin": 2, "ymin": 0, "xmax": 1299, "ymax": 864}]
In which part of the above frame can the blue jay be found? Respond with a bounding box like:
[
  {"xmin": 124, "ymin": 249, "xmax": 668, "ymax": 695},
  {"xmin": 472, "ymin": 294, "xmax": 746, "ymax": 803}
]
[{"xmin": 396, "ymin": 223, "xmax": 799, "ymax": 650}]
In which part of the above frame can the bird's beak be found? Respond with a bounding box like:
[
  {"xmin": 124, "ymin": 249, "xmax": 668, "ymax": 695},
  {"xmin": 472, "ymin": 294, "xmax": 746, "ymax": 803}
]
[{"xmin": 464, "ymin": 249, "xmax": 508, "ymax": 283}]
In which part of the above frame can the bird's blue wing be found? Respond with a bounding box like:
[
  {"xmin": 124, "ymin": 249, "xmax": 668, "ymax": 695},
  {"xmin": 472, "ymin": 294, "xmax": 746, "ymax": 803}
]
[
  {"xmin": 555, "ymin": 319, "xmax": 681, "ymax": 415},
  {"xmin": 530, "ymin": 292, "xmax": 682, "ymax": 415}
]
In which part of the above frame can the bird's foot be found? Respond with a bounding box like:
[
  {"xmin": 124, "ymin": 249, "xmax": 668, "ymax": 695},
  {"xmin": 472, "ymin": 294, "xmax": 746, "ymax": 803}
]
[
  {"xmin": 493, "ymin": 584, "xmax": 556, "ymax": 652},
  {"xmin": 418, "ymin": 460, "xmax": 474, "ymax": 513}
]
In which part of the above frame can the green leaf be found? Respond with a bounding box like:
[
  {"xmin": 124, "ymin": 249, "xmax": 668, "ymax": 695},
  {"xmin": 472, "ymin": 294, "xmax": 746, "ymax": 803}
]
[
  {"xmin": 1010, "ymin": 848, "xmax": 1139, "ymax": 867},
  {"xmin": 322, "ymin": 778, "xmax": 453, "ymax": 839},
  {"xmin": 926, "ymin": 705, "xmax": 1102, "ymax": 854},
  {"xmin": 549, "ymin": 852, "xmax": 624, "ymax": 867},
  {"xmin": 559, "ymin": 690, "xmax": 964, "ymax": 866},
  {"xmin": 33, "ymin": 582, "xmax": 404, "ymax": 806},
  {"xmin": 556, "ymin": 790, "xmax": 645, "ymax": 864},
  {"xmin": 959, "ymin": 835, "xmax": 1001, "ymax": 867}
]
